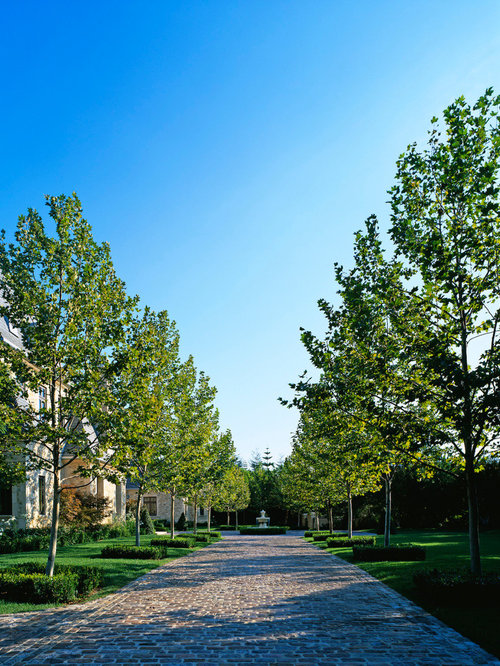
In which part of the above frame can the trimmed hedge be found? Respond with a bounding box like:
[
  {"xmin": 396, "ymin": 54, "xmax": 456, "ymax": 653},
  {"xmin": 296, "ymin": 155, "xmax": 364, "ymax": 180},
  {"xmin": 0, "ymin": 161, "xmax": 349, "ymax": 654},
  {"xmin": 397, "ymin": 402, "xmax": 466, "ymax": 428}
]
[
  {"xmin": 312, "ymin": 532, "xmax": 348, "ymax": 542},
  {"xmin": 239, "ymin": 527, "xmax": 290, "ymax": 535},
  {"xmin": 352, "ymin": 544, "xmax": 426, "ymax": 562},
  {"xmin": 100, "ymin": 545, "xmax": 163, "ymax": 559},
  {"xmin": 151, "ymin": 537, "xmax": 193, "ymax": 549},
  {"xmin": 304, "ymin": 530, "xmax": 331, "ymax": 538},
  {"xmin": 413, "ymin": 568, "xmax": 500, "ymax": 606},
  {"xmin": 326, "ymin": 536, "xmax": 376, "ymax": 548},
  {"xmin": 3, "ymin": 562, "xmax": 104, "ymax": 596},
  {"xmin": 0, "ymin": 572, "xmax": 78, "ymax": 603}
]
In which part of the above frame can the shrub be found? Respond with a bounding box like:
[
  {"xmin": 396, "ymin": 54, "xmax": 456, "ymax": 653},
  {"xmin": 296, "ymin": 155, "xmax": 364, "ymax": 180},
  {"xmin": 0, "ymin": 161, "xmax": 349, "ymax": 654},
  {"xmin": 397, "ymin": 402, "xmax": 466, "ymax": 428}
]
[
  {"xmin": 0, "ymin": 572, "xmax": 78, "ymax": 603},
  {"xmin": 304, "ymin": 530, "xmax": 330, "ymax": 538},
  {"xmin": 413, "ymin": 568, "xmax": 500, "ymax": 606},
  {"xmin": 176, "ymin": 512, "xmax": 186, "ymax": 531},
  {"xmin": 140, "ymin": 507, "xmax": 156, "ymax": 535},
  {"xmin": 59, "ymin": 490, "xmax": 112, "ymax": 528},
  {"xmin": 326, "ymin": 536, "xmax": 376, "ymax": 548},
  {"xmin": 4, "ymin": 562, "xmax": 104, "ymax": 596},
  {"xmin": 312, "ymin": 532, "xmax": 347, "ymax": 542},
  {"xmin": 0, "ymin": 532, "xmax": 50, "ymax": 553},
  {"xmin": 352, "ymin": 544, "xmax": 426, "ymax": 562},
  {"xmin": 239, "ymin": 527, "xmax": 290, "ymax": 535},
  {"xmin": 151, "ymin": 537, "xmax": 193, "ymax": 549},
  {"xmin": 153, "ymin": 519, "xmax": 170, "ymax": 530},
  {"xmin": 100, "ymin": 545, "xmax": 162, "ymax": 559},
  {"xmin": 192, "ymin": 534, "xmax": 210, "ymax": 543}
]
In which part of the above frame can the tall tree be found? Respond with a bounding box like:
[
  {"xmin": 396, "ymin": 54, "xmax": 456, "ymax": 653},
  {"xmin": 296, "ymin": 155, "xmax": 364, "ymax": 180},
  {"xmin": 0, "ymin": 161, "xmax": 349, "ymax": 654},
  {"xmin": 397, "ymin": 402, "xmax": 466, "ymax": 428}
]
[{"xmin": 0, "ymin": 194, "xmax": 135, "ymax": 575}]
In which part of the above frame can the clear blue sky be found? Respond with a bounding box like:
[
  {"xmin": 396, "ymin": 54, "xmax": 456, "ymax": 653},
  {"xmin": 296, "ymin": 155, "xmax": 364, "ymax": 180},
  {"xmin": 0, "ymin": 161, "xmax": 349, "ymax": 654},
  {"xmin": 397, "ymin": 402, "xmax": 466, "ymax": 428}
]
[{"xmin": 2, "ymin": 2, "xmax": 500, "ymax": 463}]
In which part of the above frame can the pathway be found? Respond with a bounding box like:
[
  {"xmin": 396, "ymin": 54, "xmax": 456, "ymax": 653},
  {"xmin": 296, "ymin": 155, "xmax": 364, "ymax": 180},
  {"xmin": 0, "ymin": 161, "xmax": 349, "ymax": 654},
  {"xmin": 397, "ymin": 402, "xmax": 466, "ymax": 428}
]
[{"xmin": 1, "ymin": 533, "xmax": 497, "ymax": 665}]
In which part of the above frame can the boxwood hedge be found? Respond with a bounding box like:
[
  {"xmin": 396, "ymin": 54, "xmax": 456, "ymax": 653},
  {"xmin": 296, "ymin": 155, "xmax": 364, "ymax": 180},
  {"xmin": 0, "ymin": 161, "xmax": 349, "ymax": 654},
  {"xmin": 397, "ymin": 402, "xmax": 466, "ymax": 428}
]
[
  {"xmin": 100, "ymin": 545, "xmax": 163, "ymax": 559},
  {"xmin": 326, "ymin": 536, "xmax": 376, "ymax": 548}
]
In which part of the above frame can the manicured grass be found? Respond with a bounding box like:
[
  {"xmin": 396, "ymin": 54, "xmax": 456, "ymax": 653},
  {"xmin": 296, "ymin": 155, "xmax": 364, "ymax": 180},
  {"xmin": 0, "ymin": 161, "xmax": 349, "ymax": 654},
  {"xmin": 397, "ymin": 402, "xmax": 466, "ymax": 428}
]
[
  {"xmin": 0, "ymin": 533, "xmax": 221, "ymax": 614},
  {"xmin": 306, "ymin": 529, "xmax": 500, "ymax": 658}
]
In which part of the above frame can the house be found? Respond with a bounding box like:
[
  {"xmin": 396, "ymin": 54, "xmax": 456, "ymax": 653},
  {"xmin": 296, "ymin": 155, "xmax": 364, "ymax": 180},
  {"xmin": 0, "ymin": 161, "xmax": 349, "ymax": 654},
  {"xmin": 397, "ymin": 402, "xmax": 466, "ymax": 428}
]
[
  {"xmin": 126, "ymin": 482, "xmax": 208, "ymax": 526},
  {"xmin": 0, "ymin": 302, "xmax": 126, "ymax": 530}
]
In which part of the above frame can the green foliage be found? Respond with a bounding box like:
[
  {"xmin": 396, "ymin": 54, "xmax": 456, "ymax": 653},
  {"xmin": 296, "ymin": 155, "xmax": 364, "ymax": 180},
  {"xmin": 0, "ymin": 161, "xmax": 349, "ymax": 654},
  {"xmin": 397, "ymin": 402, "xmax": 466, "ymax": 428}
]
[
  {"xmin": 213, "ymin": 466, "xmax": 250, "ymax": 515},
  {"xmin": 175, "ymin": 512, "xmax": 186, "ymax": 531},
  {"xmin": 239, "ymin": 526, "xmax": 289, "ymax": 535},
  {"xmin": 60, "ymin": 491, "xmax": 112, "ymax": 528},
  {"xmin": 3, "ymin": 562, "xmax": 104, "ymax": 596},
  {"xmin": 326, "ymin": 536, "xmax": 376, "ymax": 548},
  {"xmin": 414, "ymin": 568, "xmax": 500, "ymax": 606},
  {"xmin": 100, "ymin": 545, "xmax": 163, "ymax": 559},
  {"xmin": 140, "ymin": 507, "xmax": 155, "ymax": 535},
  {"xmin": 352, "ymin": 544, "xmax": 425, "ymax": 561},
  {"xmin": 0, "ymin": 572, "xmax": 78, "ymax": 603},
  {"xmin": 150, "ymin": 537, "xmax": 194, "ymax": 549}
]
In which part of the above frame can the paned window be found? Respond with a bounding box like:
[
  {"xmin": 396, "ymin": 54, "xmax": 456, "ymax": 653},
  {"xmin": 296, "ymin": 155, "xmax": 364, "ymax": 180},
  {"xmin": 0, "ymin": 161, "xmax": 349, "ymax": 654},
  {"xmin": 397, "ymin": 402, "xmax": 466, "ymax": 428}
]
[
  {"xmin": 39, "ymin": 477, "xmax": 46, "ymax": 515},
  {"xmin": 39, "ymin": 387, "xmax": 47, "ymax": 411},
  {"xmin": 143, "ymin": 496, "xmax": 157, "ymax": 516}
]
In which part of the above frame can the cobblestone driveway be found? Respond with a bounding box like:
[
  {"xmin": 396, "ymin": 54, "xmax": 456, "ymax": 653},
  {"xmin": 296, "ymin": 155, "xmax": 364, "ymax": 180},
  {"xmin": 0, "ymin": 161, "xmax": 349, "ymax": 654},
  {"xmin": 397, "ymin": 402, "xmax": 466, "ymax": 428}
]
[{"xmin": 1, "ymin": 533, "xmax": 497, "ymax": 665}]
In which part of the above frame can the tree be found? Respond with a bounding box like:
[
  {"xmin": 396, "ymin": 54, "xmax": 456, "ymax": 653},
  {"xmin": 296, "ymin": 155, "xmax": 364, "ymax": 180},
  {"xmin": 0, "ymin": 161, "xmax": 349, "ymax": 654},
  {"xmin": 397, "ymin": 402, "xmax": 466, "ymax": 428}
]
[
  {"xmin": 0, "ymin": 194, "xmax": 135, "ymax": 575},
  {"xmin": 213, "ymin": 466, "xmax": 250, "ymax": 528},
  {"xmin": 387, "ymin": 89, "xmax": 500, "ymax": 574},
  {"xmin": 108, "ymin": 307, "xmax": 181, "ymax": 546},
  {"xmin": 198, "ymin": 429, "xmax": 237, "ymax": 532}
]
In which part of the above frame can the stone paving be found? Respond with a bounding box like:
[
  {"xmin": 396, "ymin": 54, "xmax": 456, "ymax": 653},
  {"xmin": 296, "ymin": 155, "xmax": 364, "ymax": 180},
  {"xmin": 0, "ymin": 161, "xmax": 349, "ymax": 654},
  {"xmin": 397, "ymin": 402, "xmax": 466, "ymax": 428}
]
[{"xmin": 0, "ymin": 532, "xmax": 498, "ymax": 665}]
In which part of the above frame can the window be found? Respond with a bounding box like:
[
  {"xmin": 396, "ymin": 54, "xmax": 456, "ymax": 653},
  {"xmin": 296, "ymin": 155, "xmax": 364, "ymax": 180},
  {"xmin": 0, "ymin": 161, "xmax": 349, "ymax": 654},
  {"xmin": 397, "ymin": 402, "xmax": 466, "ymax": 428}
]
[
  {"xmin": 39, "ymin": 386, "xmax": 46, "ymax": 411},
  {"xmin": 38, "ymin": 477, "xmax": 46, "ymax": 515},
  {"xmin": 143, "ymin": 496, "xmax": 157, "ymax": 516}
]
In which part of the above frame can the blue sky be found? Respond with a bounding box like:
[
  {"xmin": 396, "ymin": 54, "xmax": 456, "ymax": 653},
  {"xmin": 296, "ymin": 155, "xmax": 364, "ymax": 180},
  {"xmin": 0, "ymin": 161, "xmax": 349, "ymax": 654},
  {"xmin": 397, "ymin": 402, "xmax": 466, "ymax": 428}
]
[{"xmin": 2, "ymin": 2, "xmax": 500, "ymax": 463}]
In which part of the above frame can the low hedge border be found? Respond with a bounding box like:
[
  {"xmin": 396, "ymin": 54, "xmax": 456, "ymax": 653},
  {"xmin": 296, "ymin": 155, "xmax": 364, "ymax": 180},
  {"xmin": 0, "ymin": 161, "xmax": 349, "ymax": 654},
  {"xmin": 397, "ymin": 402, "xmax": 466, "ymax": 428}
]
[
  {"xmin": 326, "ymin": 536, "xmax": 376, "ymax": 548},
  {"xmin": 100, "ymin": 545, "xmax": 163, "ymax": 559},
  {"xmin": 0, "ymin": 572, "xmax": 78, "ymax": 603},
  {"xmin": 239, "ymin": 527, "xmax": 289, "ymax": 535},
  {"xmin": 352, "ymin": 544, "xmax": 426, "ymax": 562},
  {"xmin": 312, "ymin": 532, "xmax": 349, "ymax": 542},
  {"xmin": 151, "ymin": 537, "xmax": 193, "ymax": 549},
  {"xmin": 2, "ymin": 562, "xmax": 104, "ymax": 596},
  {"xmin": 413, "ymin": 568, "xmax": 500, "ymax": 606}
]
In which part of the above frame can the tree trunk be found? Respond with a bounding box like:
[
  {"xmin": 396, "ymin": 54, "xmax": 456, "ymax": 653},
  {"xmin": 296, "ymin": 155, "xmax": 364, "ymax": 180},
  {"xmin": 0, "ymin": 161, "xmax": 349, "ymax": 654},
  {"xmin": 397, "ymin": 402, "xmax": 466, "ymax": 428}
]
[
  {"xmin": 235, "ymin": 509, "xmax": 239, "ymax": 530},
  {"xmin": 297, "ymin": 510, "xmax": 300, "ymax": 527},
  {"xmin": 170, "ymin": 491, "xmax": 175, "ymax": 539},
  {"xmin": 227, "ymin": 509, "xmax": 230, "ymax": 526},
  {"xmin": 384, "ymin": 474, "xmax": 392, "ymax": 548},
  {"xmin": 465, "ymin": 452, "xmax": 482, "ymax": 575},
  {"xmin": 193, "ymin": 496, "xmax": 198, "ymax": 535},
  {"xmin": 328, "ymin": 502, "xmax": 333, "ymax": 534},
  {"xmin": 315, "ymin": 512, "xmax": 320, "ymax": 531},
  {"xmin": 46, "ymin": 465, "xmax": 61, "ymax": 577},
  {"xmin": 347, "ymin": 485, "xmax": 353, "ymax": 539},
  {"xmin": 135, "ymin": 485, "xmax": 143, "ymax": 547}
]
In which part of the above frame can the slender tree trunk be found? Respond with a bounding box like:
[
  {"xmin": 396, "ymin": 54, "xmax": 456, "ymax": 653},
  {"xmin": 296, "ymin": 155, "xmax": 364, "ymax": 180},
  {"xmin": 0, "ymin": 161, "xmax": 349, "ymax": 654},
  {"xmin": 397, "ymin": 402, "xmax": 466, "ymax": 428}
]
[
  {"xmin": 235, "ymin": 509, "xmax": 239, "ymax": 530},
  {"xmin": 170, "ymin": 491, "xmax": 175, "ymax": 539},
  {"xmin": 46, "ymin": 463, "xmax": 61, "ymax": 577},
  {"xmin": 384, "ymin": 474, "xmax": 392, "ymax": 548},
  {"xmin": 347, "ymin": 484, "xmax": 353, "ymax": 539},
  {"xmin": 227, "ymin": 509, "xmax": 230, "ymax": 526},
  {"xmin": 297, "ymin": 510, "xmax": 300, "ymax": 527},
  {"xmin": 193, "ymin": 496, "xmax": 198, "ymax": 535},
  {"xmin": 315, "ymin": 512, "xmax": 320, "ymax": 531},
  {"xmin": 465, "ymin": 452, "xmax": 481, "ymax": 575},
  {"xmin": 328, "ymin": 501, "xmax": 333, "ymax": 534},
  {"xmin": 135, "ymin": 485, "xmax": 143, "ymax": 547}
]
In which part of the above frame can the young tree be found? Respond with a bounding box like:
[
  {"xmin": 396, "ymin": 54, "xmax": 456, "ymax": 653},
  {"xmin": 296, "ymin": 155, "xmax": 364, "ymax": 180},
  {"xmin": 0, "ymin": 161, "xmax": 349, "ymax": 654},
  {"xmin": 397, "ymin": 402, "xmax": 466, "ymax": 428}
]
[
  {"xmin": 108, "ymin": 307, "xmax": 181, "ymax": 546},
  {"xmin": 0, "ymin": 194, "xmax": 135, "ymax": 575},
  {"xmin": 213, "ymin": 466, "xmax": 250, "ymax": 529}
]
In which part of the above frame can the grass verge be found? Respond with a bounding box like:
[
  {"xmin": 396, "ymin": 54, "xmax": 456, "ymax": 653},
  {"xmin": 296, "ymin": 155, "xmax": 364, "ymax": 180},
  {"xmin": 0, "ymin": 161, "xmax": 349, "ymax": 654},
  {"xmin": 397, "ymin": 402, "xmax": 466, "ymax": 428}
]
[
  {"xmin": 305, "ymin": 529, "xmax": 500, "ymax": 658},
  {"xmin": 0, "ymin": 533, "xmax": 221, "ymax": 614}
]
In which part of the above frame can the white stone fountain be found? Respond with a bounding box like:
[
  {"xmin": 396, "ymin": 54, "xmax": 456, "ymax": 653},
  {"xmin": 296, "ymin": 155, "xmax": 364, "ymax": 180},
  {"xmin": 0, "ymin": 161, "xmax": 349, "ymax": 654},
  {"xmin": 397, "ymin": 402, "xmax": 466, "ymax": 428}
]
[{"xmin": 256, "ymin": 509, "xmax": 270, "ymax": 528}]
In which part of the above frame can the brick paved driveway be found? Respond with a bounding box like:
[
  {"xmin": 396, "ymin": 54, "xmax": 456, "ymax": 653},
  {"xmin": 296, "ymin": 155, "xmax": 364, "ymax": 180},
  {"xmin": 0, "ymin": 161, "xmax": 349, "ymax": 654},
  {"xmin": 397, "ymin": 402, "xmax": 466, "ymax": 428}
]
[{"xmin": 1, "ymin": 533, "xmax": 497, "ymax": 665}]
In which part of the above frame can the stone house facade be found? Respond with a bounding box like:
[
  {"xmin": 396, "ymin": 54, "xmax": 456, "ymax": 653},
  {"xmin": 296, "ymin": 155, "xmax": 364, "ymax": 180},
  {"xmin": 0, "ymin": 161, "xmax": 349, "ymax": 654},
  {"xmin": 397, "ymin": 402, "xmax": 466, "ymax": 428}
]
[{"xmin": 126, "ymin": 483, "xmax": 208, "ymax": 526}]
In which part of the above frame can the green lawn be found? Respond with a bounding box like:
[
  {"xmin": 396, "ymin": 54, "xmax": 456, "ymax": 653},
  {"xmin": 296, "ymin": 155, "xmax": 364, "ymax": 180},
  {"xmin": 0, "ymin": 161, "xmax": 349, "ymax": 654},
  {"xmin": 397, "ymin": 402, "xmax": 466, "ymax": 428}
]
[
  {"xmin": 0, "ymin": 533, "xmax": 220, "ymax": 614},
  {"xmin": 305, "ymin": 529, "xmax": 500, "ymax": 658}
]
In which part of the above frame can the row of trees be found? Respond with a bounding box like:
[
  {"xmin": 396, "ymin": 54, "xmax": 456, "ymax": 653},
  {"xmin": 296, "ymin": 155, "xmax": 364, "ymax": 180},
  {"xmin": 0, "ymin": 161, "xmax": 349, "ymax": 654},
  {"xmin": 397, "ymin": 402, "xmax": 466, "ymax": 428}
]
[
  {"xmin": 283, "ymin": 89, "xmax": 500, "ymax": 575},
  {"xmin": 0, "ymin": 194, "xmax": 242, "ymax": 574}
]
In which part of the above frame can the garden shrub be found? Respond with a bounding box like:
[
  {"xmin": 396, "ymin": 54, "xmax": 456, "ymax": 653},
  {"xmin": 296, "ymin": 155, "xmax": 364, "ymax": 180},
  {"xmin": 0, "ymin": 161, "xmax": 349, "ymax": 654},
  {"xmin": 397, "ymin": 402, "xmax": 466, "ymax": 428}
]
[
  {"xmin": 304, "ymin": 530, "xmax": 330, "ymax": 538},
  {"xmin": 0, "ymin": 572, "xmax": 78, "ymax": 603},
  {"xmin": 312, "ymin": 532, "xmax": 347, "ymax": 542},
  {"xmin": 140, "ymin": 507, "xmax": 155, "ymax": 534},
  {"xmin": 413, "ymin": 568, "xmax": 500, "ymax": 606},
  {"xmin": 192, "ymin": 534, "xmax": 210, "ymax": 543},
  {"xmin": 151, "ymin": 537, "xmax": 193, "ymax": 549},
  {"xmin": 326, "ymin": 536, "xmax": 376, "ymax": 548},
  {"xmin": 175, "ymin": 512, "xmax": 186, "ymax": 531},
  {"xmin": 0, "ymin": 531, "xmax": 50, "ymax": 553},
  {"xmin": 352, "ymin": 544, "xmax": 426, "ymax": 562},
  {"xmin": 3, "ymin": 562, "xmax": 104, "ymax": 596},
  {"xmin": 239, "ymin": 527, "xmax": 289, "ymax": 535},
  {"xmin": 59, "ymin": 490, "xmax": 112, "ymax": 528},
  {"xmin": 101, "ymin": 545, "xmax": 162, "ymax": 559}
]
